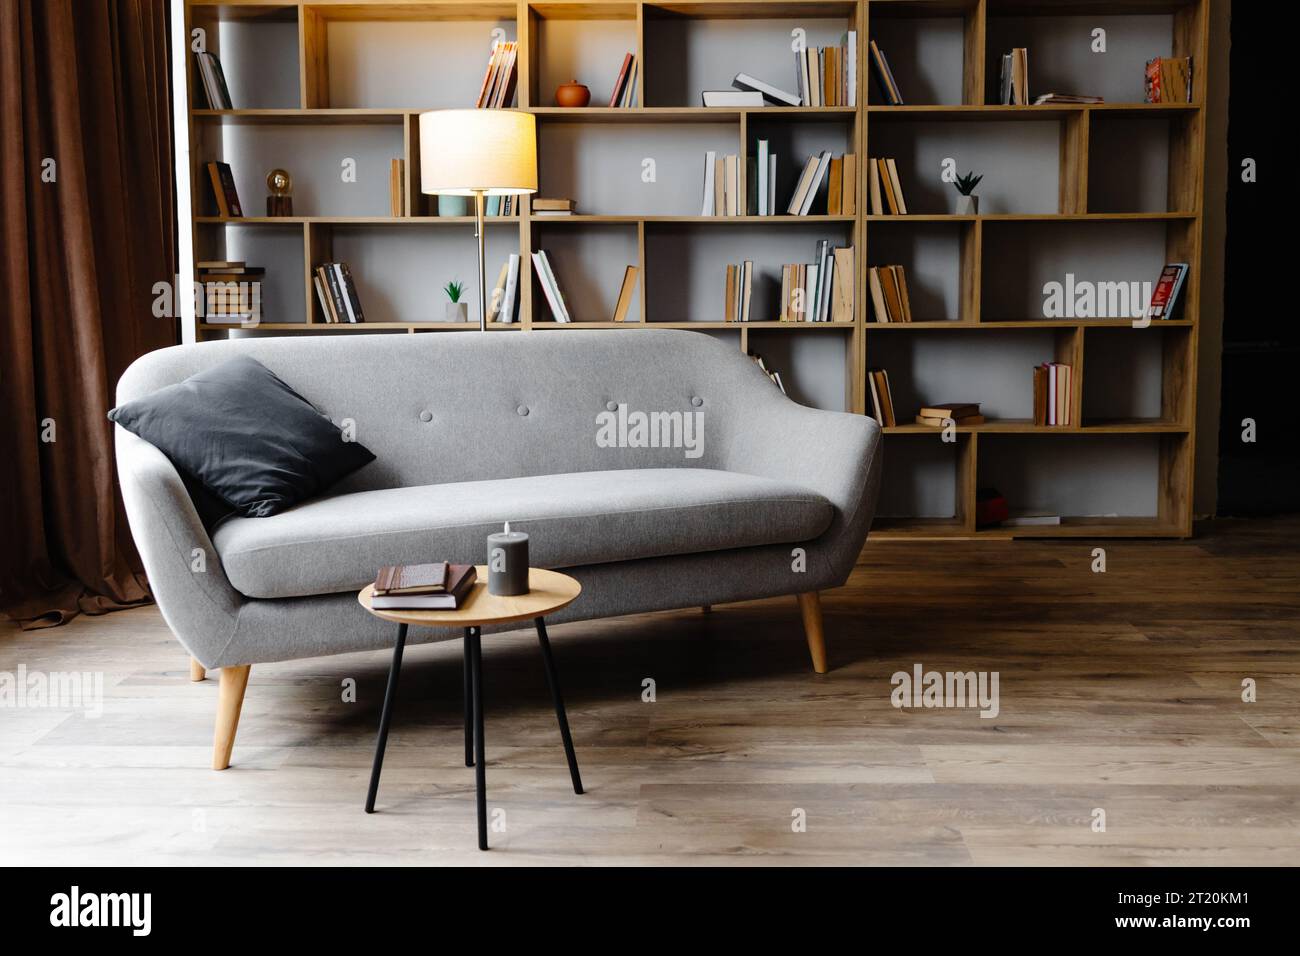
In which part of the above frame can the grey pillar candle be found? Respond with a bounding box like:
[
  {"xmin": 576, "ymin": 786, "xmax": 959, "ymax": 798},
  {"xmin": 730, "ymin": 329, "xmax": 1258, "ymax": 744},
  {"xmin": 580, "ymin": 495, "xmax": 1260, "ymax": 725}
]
[{"xmin": 487, "ymin": 522, "xmax": 530, "ymax": 596}]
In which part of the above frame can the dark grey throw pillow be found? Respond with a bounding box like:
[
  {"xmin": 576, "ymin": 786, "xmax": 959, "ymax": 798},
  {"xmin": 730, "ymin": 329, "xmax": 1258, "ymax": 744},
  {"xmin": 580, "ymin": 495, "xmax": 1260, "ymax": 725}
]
[{"xmin": 109, "ymin": 355, "xmax": 375, "ymax": 518}]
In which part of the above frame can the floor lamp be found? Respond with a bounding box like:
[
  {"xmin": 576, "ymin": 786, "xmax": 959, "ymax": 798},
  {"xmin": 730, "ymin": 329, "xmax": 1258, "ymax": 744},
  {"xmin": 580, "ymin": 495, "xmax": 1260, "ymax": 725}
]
[{"xmin": 418, "ymin": 110, "xmax": 537, "ymax": 331}]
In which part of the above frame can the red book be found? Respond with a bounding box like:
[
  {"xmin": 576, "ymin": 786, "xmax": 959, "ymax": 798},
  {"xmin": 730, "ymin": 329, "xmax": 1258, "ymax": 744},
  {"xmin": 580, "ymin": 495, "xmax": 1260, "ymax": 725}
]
[
  {"xmin": 608, "ymin": 52, "xmax": 634, "ymax": 107},
  {"xmin": 1146, "ymin": 263, "xmax": 1189, "ymax": 321}
]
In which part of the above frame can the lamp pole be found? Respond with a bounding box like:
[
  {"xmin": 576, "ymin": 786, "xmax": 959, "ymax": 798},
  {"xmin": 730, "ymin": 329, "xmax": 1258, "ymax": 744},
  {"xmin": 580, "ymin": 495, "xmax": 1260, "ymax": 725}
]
[{"xmin": 474, "ymin": 189, "xmax": 487, "ymax": 332}]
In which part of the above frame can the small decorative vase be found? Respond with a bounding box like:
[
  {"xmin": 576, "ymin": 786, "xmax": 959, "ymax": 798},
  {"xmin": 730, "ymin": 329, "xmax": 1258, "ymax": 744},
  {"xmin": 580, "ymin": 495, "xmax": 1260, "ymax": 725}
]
[
  {"xmin": 438, "ymin": 195, "xmax": 470, "ymax": 217},
  {"xmin": 446, "ymin": 301, "xmax": 468, "ymax": 322},
  {"xmin": 555, "ymin": 81, "xmax": 590, "ymax": 108},
  {"xmin": 956, "ymin": 194, "xmax": 979, "ymax": 215}
]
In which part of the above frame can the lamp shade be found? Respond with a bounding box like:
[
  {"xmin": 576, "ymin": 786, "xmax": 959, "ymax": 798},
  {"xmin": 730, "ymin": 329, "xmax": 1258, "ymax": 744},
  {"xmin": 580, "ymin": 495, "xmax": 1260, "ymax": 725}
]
[{"xmin": 419, "ymin": 109, "xmax": 537, "ymax": 197}]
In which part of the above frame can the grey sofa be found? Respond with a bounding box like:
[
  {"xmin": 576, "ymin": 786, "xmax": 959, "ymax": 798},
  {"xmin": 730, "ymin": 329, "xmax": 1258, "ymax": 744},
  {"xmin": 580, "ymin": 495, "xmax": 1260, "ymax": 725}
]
[{"xmin": 115, "ymin": 330, "xmax": 881, "ymax": 769}]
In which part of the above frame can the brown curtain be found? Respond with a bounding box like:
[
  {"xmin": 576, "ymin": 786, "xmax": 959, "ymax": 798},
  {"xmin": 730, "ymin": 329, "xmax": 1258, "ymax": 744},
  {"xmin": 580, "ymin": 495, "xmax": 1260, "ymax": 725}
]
[{"xmin": 0, "ymin": 0, "xmax": 177, "ymax": 628}]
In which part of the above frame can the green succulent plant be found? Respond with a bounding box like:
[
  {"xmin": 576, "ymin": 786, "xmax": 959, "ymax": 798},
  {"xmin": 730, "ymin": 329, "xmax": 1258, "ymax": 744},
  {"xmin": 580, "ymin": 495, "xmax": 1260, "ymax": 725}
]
[
  {"xmin": 444, "ymin": 280, "xmax": 465, "ymax": 303},
  {"xmin": 953, "ymin": 171, "xmax": 984, "ymax": 196}
]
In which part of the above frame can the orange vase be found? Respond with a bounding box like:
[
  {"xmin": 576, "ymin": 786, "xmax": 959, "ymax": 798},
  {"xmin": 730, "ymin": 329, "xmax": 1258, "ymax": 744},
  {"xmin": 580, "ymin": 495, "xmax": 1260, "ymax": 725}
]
[{"xmin": 555, "ymin": 81, "xmax": 590, "ymax": 108}]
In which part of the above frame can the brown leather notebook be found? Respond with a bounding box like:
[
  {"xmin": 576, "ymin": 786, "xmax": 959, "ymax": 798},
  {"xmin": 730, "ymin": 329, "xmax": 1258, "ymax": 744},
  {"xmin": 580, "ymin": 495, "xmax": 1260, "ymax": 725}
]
[{"xmin": 374, "ymin": 561, "xmax": 448, "ymax": 596}]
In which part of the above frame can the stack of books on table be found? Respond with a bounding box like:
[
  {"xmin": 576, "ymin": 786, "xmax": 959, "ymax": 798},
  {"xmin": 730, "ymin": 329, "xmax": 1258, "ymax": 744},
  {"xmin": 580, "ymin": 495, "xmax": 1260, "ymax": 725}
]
[
  {"xmin": 867, "ymin": 265, "xmax": 913, "ymax": 323},
  {"xmin": 867, "ymin": 369, "xmax": 897, "ymax": 428},
  {"xmin": 915, "ymin": 403, "xmax": 984, "ymax": 427},
  {"xmin": 475, "ymin": 40, "xmax": 518, "ymax": 108},
  {"xmin": 312, "ymin": 262, "xmax": 367, "ymax": 324},
  {"xmin": 532, "ymin": 197, "xmax": 575, "ymax": 217},
  {"xmin": 867, "ymin": 158, "xmax": 908, "ymax": 214},
  {"xmin": 1033, "ymin": 363, "xmax": 1073, "ymax": 426},
  {"xmin": 723, "ymin": 260, "xmax": 754, "ymax": 322},
  {"xmin": 371, "ymin": 562, "xmax": 477, "ymax": 610},
  {"xmin": 486, "ymin": 254, "xmax": 522, "ymax": 324},
  {"xmin": 198, "ymin": 260, "xmax": 264, "ymax": 325},
  {"xmin": 780, "ymin": 242, "xmax": 854, "ymax": 322}
]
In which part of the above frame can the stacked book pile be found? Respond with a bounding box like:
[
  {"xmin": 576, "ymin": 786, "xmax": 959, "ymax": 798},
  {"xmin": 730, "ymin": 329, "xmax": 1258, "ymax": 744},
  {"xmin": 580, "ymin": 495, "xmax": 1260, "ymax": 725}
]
[
  {"xmin": 999, "ymin": 48, "xmax": 1030, "ymax": 105},
  {"xmin": 724, "ymin": 261, "xmax": 754, "ymax": 323},
  {"xmin": 487, "ymin": 254, "xmax": 522, "ymax": 324},
  {"xmin": 476, "ymin": 40, "xmax": 518, "ymax": 108},
  {"xmin": 868, "ymin": 40, "xmax": 903, "ymax": 105},
  {"xmin": 532, "ymin": 197, "xmax": 575, "ymax": 217},
  {"xmin": 371, "ymin": 562, "xmax": 477, "ymax": 610},
  {"xmin": 199, "ymin": 260, "xmax": 263, "ymax": 325},
  {"xmin": 194, "ymin": 52, "xmax": 232, "ymax": 109},
  {"xmin": 780, "ymin": 242, "xmax": 855, "ymax": 323},
  {"xmin": 915, "ymin": 403, "xmax": 984, "ymax": 427},
  {"xmin": 867, "ymin": 158, "xmax": 908, "ymax": 215},
  {"xmin": 1145, "ymin": 56, "xmax": 1193, "ymax": 103},
  {"xmin": 867, "ymin": 265, "xmax": 913, "ymax": 323},
  {"xmin": 749, "ymin": 352, "xmax": 786, "ymax": 394},
  {"xmin": 531, "ymin": 250, "xmax": 573, "ymax": 322},
  {"xmin": 1034, "ymin": 93, "xmax": 1103, "ymax": 105},
  {"xmin": 1032, "ymin": 363, "xmax": 1073, "ymax": 426},
  {"xmin": 867, "ymin": 369, "xmax": 897, "ymax": 428},
  {"xmin": 312, "ymin": 262, "xmax": 367, "ymax": 324},
  {"xmin": 609, "ymin": 53, "xmax": 639, "ymax": 107}
]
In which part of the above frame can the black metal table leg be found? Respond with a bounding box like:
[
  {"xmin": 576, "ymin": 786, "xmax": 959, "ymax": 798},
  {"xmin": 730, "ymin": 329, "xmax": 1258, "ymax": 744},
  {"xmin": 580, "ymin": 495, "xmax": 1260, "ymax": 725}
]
[
  {"xmin": 535, "ymin": 617, "xmax": 584, "ymax": 795},
  {"xmin": 365, "ymin": 622, "xmax": 408, "ymax": 813},
  {"xmin": 463, "ymin": 628, "xmax": 474, "ymax": 767},
  {"xmin": 469, "ymin": 625, "xmax": 487, "ymax": 850}
]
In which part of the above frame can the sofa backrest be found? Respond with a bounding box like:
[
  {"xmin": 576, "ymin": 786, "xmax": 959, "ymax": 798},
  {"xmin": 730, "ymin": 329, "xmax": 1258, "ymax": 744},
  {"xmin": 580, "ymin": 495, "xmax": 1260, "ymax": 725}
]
[{"xmin": 116, "ymin": 329, "xmax": 787, "ymax": 492}]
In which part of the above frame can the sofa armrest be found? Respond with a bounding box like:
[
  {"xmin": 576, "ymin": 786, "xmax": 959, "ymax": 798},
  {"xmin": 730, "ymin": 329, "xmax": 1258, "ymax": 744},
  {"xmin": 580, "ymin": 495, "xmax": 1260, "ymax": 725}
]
[
  {"xmin": 114, "ymin": 427, "xmax": 242, "ymax": 667},
  {"xmin": 719, "ymin": 393, "xmax": 882, "ymax": 585}
]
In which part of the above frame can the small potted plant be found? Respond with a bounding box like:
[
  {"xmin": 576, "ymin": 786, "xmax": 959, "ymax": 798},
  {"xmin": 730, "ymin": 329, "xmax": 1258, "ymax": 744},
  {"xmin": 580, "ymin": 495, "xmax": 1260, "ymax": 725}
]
[
  {"xmin": 954, "ymin": 170, "xmax": 983, "ymax": 215},
  {"xmin": 444, "ymin": 280, "xmax": 468, "ymax": 322}
]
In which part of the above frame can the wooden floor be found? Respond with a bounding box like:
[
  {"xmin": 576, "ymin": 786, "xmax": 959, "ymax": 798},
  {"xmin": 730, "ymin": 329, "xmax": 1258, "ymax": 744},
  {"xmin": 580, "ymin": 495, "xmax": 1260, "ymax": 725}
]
[{"xmin": 2, "ymin": 518, "xmax": 1298, "ymax": 866}]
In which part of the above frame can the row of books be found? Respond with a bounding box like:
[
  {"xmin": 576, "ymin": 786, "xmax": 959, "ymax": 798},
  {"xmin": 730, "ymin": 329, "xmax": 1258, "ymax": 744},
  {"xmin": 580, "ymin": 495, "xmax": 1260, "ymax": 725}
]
[
  {"xmin": 476, "ymin": 41, "xmax": 518, "ymax": 108},
  {"xmin": 779, "ymin": 243, "xmax": 855, "ymax": 323},
  {"xmin": 1145, "ymin": 56, "xmax": 1193, "ymax": 104},
  {"xmin": 867, "ymin": 265, "xmax": 914, "ymax": 323},
  {"xmin": 701, "ymin": 153, "xmax": 743, "ymax": 216},
  {"xmin": 194, "ymin": 52, "xmax": 233, "ymax": 109},
  {"xmin": 795, "ymin": 34, "xmax": 858, "ymax": 107},
  {"xmin": 999, "ymin": 48, "xmax": 1031, "ymax": 105},
  {"xmin": 867, "ymin": 157, "xmax": 908, "ymax": 215},
  {"xmin": 389, "ymin": 159, "xmax": 407, "ymax": 217},
  {"xmin": 313, "ymin": 262, "xmax": 367, "ymax": 324},
  {"xmin": 867, "ymin": 369, "xmax": 897, "ymax": 427},
  {"xmin": 206, "ymin": 161, "xmax": 243, "ymax": 218},
  {"xmin": 609, "ymin": 53, "xmax": 639, "ymax": 108},
  {"xmin": 723, "ymin": 261, "xmax": 754, "ymax": 323},
  {"xmin": 1033, "ymin": 363, "xmax": 1073, "ymax": 426},
  {"xmin": 749, "ymin": 352, "xmax": 787, "ymax": 394},
  {"xmin": 869, "ymin": 41, "xmax": 903, "ymax": 105},
  {"xmin": 531, "ymin": 249, "xmax": 573, "ymax": 322},
  {"xmin": 789, "ymin": 151, "xmax": 858, "ymax": 216},
  {"xmin": 487, "ymin": 254, "xmax": 522, "ymax": 324}
]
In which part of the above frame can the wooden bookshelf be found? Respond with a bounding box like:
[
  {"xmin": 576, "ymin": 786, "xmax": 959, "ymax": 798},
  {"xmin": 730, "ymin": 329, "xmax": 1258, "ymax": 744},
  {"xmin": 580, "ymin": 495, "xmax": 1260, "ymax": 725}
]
[{"xmin": 181, "ymin": 0, "xmax": 1208, "ymax": 539}]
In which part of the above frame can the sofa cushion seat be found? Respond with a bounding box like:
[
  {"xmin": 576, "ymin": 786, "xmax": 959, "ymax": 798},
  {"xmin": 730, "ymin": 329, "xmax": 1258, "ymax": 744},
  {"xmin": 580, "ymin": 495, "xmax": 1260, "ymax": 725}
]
[{"xmin": 212, "ymin": 468, "xmax": 834, "ymax": 599}]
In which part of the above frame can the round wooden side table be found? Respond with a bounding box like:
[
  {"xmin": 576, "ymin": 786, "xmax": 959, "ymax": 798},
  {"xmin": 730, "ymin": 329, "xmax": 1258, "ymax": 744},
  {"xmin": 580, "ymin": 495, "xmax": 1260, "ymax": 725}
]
[{"xmin": 358, "ymin": 566, "xmax": 583, "ymax": 850}]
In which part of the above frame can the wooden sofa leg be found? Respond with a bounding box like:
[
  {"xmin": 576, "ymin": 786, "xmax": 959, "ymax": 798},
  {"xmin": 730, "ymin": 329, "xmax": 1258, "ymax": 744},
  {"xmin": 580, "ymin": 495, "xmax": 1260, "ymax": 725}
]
[
  {"xmin": 796, "ymin": 592, "xmax": 828, "ymax": 674},
  {"xmin": 190, "ymin": 658, "xmax": 206, "ymax": 682},
  {"xmin": 212, "ymin": 665, "xmax": 251, "ymax": 771}
]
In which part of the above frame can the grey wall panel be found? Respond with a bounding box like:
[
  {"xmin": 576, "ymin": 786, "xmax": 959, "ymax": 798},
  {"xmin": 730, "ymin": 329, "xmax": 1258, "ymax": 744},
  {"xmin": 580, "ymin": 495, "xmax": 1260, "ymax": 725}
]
[
  {"xmin": 329, "ymin": 224, "xmax": 521, "ymax": 324},
  {"xmin": 866, "ymin": 223, "xmax": 962, "ymax": 320},
  {"xmin": 1081, "ymin": 329, "xmax": 1164, "ymax": 421},
  {"xmin": 326, "ymin": 21, "xmax": 516, "ymax": 108},
  {"xmin": 1088, "ymin": 117, "xmax": 1171, "ymax": 213},
  {"xmin": 539, "ymin": 123, "xmax": 738, "ymax": 215},
  {"xmin": 644, "ymin": 17, "xmax": 852, "ymax": 107},
  {"xmin": 644, "ymin": 222, "xmax": 855, "ymax": 323},
  {"xmin": 219, "ymin": 21, "xmax": 299, "ymax": 108},
  {"xmin": 867, "ymin": 18, "xmax": 966, "ymax": 105},
  {"xmin": 982, "ymin": 221, "xmax": 1168, "ymax": 320},
  {"xmin": 877, "ymin": 437, "xmax": 958, "ymax": 518},
  {"xmin": 223, "ymin": 224, "xmax": 305, "ymax": 325},
  {"xmin": 979, "ymin": 435, "xmax": 1160, "ymax": 517},
  {"xmin": 222, "ymin": 125, "xmax": 404, "ymax": 217},
  {"xmin": 869, "ymin": 120, "xmax": 1062, "ymax": 214},
  {"xmin": 869, "ymin": 330, "xmax": 1059, "ymax": 419},
  {"xmin": 984, "ymin": 15, "xmax": 1173, "ymax": 105}
]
